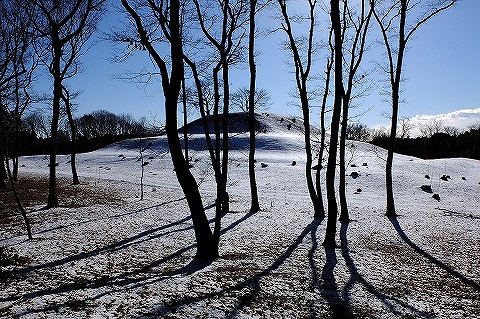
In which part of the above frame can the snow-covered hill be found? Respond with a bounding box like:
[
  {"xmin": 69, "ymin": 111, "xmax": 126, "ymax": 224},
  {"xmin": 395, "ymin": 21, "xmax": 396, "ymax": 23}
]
[{"xmin": 1, "ymin": 113, "xmax": 479, "ymax": 318}]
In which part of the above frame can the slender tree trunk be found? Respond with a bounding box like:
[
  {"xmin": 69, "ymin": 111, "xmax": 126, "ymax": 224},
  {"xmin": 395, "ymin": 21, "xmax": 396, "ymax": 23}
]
[
  {"xmin": 5, "ymin": 157, "xmax": 32, "ymax": 239},
  {"xmin": 315, "ymin": 57, "xmax": 333, "ymax": 220},
  {"xmin": 385, "ymin": 1, "xmax": 406, "ymax": 217},
  {"xmin": 182, "ymin": 75, "xmax": 189, "ymax": 164},
  {"xmin": 338, "ymin": 97, "xmax": 349, "ymax": 221},
  {"xmin": 300, "ymin": 88, "xmax": 324, "ymax": 219},
  {"xmin": 386, "ymin": 85, "xmax": 399, "ymax": 216},
  {"xmin": 248, "ymin": 0, "xmax": 260, "ymax": 213},
  {"xmin": 63, "ymin": 88, "xmax": 80, "ymax": 185},
  {"xmin": 0, "ymin": 105, "xmax": 6, "ymax": 189},
  {"xmin": 46, "ymin": 39, "xmax": 62, "ymax": 209},
  {"xmin": 324, "ymin": 0, "xmax": 343, "ymax": 247}
]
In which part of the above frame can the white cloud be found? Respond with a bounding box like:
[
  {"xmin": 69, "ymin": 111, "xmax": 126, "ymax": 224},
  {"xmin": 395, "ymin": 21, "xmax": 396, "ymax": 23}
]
[{"xmin": 409, "ymin": 108, "xmax": 480, "ymax": 137}]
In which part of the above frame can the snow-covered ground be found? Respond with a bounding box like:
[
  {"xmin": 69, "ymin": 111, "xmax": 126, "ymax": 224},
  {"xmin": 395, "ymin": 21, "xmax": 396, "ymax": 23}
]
[{"xmin": 1, "ymin": 113, "xmax": 479, "ymax": 318}]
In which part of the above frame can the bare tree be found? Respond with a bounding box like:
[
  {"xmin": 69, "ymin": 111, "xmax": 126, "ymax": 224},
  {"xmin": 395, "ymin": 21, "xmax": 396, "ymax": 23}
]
[
  {"xmin": 192, "ymin": 0, "xmax": 249, "ymax": 244},
  {"xmin": 324, "ymin": 0, "xmax": 343, "ymax": 247},
  {"xmin": 30, "ymin": 0, "xmax": 104, "ymax": 207},
  {"xmin": 121, "ymin": 0, "xmax": 218, "ymax": 259},
  {"xmin": 0, "ymin": 0, "xmax": 36, "ymax": 188},
  {"xmin": 231, "ymin": 86, "xmax": 272, "ymax": 112},
  {"xmin": 398, "ymin": 116, "xmax": 413, "ymax": 138},
  {"xmin": 371, "ymin": 0, "xmax": 458, "ymax": 216},
  {"xmin": 248, "ymin": 0, "xmax": 260, "ymax": 212},
  {"xmin": 419, "ymin": 118, "xmax": 444, "ymax": 138},
  {"xmin": 346, "ymin": 122, "xmax": 371, "ymax": 141},
  {"xmin": 277, "ymin": 0, "xmax": 325, "ymax": 219},
  {"xmin": 337, "ymin": 0, "xmax": 373, "ymax": 222}
]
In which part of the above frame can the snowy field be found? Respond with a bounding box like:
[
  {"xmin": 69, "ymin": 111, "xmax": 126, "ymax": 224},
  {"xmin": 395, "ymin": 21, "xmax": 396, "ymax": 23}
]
[{"xmin": 1, "ymin": 113, "xmax": 479, "ymax": 318}]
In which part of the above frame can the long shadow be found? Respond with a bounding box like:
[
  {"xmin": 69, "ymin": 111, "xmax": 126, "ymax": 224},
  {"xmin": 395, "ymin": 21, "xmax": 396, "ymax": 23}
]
[
  {"xmin": 340, "ymin": 221, "xmax": 434, "ymax": 317},
  {"xmin": 306, "ymin": 218, "xmax": 353, "ymax": 318},
  {"xmin": 320, "ymin": 247, "xmax": 354, "ymax": 318},
  {"xmin": 388, "ymin": 215, "xmax": 480, "ymax": 291},
  {"xmin": 0, "ymin": 197, "xmax": 186, "ymax": 245},
  {"xmin": 0, "ymin": 207, "xmax": 259, "ymax": 306},
  {"xmin": 3, "ymin": 214, "xmax": 193, "ymax": 280},
  {"xmin": 151, "ymin": 218, "xmax": 325, "ymax": 319},
  {"xmin": 35, "ymin": 197, "xmax": 187, "ymax": 236}
]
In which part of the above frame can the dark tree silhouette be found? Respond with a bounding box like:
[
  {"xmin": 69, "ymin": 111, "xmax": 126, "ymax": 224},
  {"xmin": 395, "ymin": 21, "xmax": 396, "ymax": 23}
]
[
  {"xmin": 0, "ymin": 0, "xmax": 36, "ymax": 188},
  {"xmin": 277, "ymin": 0, "xmax": 325, "ymax": 219},
  {"xmin": 30, "ymin": 0, "xmax": 104, "ymax": 207},
  {"xmin": 248, "ymin": 0, "xmax": 260, "ymax": 213},
  {"xmin": 121, "ymin": 0, "xmax": 218, "ymax": 259},
  {"xmin": 324, "ymin": 0, "xmax": 343, "ymax": 247},
  {"xmin": 338, "ymin": 0, "xmax": 373, "ymax": 221},
  {"xmin": 371, "ymin": 0, "xmax": 458, "ymax": 216}
]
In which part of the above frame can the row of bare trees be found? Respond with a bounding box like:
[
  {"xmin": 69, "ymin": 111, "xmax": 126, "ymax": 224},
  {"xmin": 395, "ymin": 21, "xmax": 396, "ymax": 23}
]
[
  {"xmin": 117, "ymin": 0, "xmax": 458, "ymax": 258},
  {"xmin": 2, "ymin": 0, "xmax": 458, "ymax": 260}
]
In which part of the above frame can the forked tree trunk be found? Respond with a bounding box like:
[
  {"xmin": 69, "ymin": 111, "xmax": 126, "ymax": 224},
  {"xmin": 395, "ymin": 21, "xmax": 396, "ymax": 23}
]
[
  {"xmin": 122, "ymin": 0, "xmax": 218, "ymax": 260},
  {"xmin": 324, "ymin": 0, "xmax": 343, "ymax": 247}
]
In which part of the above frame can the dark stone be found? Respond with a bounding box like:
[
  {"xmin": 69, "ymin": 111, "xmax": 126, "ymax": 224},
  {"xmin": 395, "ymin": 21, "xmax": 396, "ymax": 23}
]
[
  {"xmin": 362, "ymin": 163, "xmax": 368, "ymax": 166},
  {"xmin": 350, "ymin": 172, "xmax": 359, "ymax": 179},
  {"xmin": 420, "ymin": 185, "xmax": 433, "ymax": 193},
  {"xmin": 432, "ymin": 193, "xmax": 440, "ymax": 201},
  {"xmin": 351, "ymin": 164, "xmax": 357, "ymax": 167},
  {"xmin": 440, "ymin": 175, "xmax": 448, "ymax": 181},
  {"xmin": 425, "ymin": 174, "xmax": 430, "ymax": 179},
  {"xmin": 292, "ymin": 161, "xmax": 297, "ymax": 166},
  {"xmin": 261, "ymin": 163, "xmax": 268, "ymax": 168},
  {"xmin": 462, "ymin": 176, "xmax": 466, "ymax": 180}
]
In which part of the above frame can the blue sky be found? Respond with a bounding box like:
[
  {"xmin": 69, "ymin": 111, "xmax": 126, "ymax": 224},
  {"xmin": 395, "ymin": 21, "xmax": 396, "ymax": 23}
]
[{"xmin": 44, "ymin": 0, "xmax": 480, "ymax": 130}]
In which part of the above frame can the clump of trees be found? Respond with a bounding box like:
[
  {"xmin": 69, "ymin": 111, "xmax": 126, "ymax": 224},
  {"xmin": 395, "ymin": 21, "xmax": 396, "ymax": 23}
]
[
  {"xmin": 371, "ymin": 126, "xmax": 480, "ymax": 160},
  {"xmin": 16, "ymin": 109, "xmax": 157, "ymax": 156}
]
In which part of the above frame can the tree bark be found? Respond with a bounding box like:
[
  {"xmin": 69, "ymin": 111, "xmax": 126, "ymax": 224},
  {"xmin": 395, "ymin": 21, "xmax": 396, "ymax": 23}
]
[
  {"xmin": 63, "ymin": 87, "xmax": 80, "ymax": 185},
  {"xmin": 46, "ymin": 39, "xmax": 61, "ymax": 208},
  {"xmin": 122, "ymin": 0, "xmax": 218, "ymax": 259},
  {"xmin": 248, "ymin": 0, "xmax": 260, "ymax": 213},
  {"xmin": 324, "ymin": 0, "xmax": 343, "ymax": 247}
]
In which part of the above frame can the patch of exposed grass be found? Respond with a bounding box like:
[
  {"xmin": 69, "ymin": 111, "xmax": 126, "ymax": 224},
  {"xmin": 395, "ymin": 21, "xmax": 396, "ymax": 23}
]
[{"xmin": 0, "ymin": 173, "xmax": 123, "ymax": 223}]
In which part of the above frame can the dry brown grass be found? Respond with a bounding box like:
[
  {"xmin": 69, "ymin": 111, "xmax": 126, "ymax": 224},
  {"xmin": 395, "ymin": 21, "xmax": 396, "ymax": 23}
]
[{"xmin": 0, "ymin": 173, "xmax": 123, "ymax": 223}]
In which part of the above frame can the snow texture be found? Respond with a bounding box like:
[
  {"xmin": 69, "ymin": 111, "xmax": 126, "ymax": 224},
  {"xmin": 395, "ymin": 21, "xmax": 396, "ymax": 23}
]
[{"xmin": 1, "ymin": 113, "xmax": 479, "ymax": 318}]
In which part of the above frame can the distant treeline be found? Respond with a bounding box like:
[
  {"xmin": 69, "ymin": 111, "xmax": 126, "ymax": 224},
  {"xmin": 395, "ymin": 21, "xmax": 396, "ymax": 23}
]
[
  {"xmin": 14, "ymin": 110, "xmax": 163, "ymax": 156},
  {"xmin": 371, "ymin": 128, "xmax": 480, "ymax": 160}
]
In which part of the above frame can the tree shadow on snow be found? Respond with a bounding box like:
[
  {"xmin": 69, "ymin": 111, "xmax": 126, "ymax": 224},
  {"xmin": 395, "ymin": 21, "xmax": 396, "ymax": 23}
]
[
  {"xmin": 34, "ymin": 196, "xmax": 187, "ymax": 236},
  {"xmin": 137, "ymin": 218, "xmax": 325, "ymax": 318},
  {"xmin": 339, "ymin": 221, "xmax": 434, "ymax": 318},
  {"xmin": 388, "ymin": 215, "xmax": 480, "ymax": 291},
  {"xmin": 0, "ymin": 206, "xmax": 258, "ymax": 313}
]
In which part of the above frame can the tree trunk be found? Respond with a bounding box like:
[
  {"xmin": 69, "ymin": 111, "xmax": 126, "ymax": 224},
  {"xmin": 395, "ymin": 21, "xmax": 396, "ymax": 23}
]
[
  {"xmin": 5, "ymin": 157, "xmax": 32, "ymax": 239},
  {"xmin": 315, "ymin": 57, "xmax": 333, "ymax": 220},
  {"xmin": 385, "ymin": 1, "xmax": 406, "ymax": 217},
  {"xmin": 182, "ymin": 75, "xmax": 189, "ymax": 164},
  {"xmin": 324, "ymin": 0, "xmax": 343, "ymax": 247},
  {"xmin": 64, "ymin": 89, "xmax": 80, "ymax": 185},
  {"xmin": 248, "ymin": 0, "xmax": 260, "ymax": 213},
  {"xmin": 0, "ymin": 102, "xmax": 6, "ymax": 189},
  {"xmin": 300, "ymin": 88, "xmax": 324, "ymax": 219},
  {"xmin": 386, "ymin": 85, "xmax": 399, "ymax": 216},
  {"xmin": 338, "ymin": 97, "xmax": 349, "ymax": 221},
  {"xmin": 166, "ymin": 1, "xmax": 218, "ymax": 259},
  {"xmin": 46, "ymin": 42, "xmax": 61, "ymax": 209}
]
